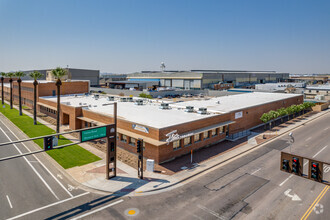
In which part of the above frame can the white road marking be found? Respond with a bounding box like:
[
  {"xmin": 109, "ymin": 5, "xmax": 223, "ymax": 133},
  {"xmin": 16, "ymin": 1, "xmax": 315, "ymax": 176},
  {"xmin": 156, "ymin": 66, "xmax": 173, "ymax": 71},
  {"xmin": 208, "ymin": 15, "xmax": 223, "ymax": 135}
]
[
  {"xmin": 251, "ymin": 168, "xmax": 261, "ymax": 175},
  {"xmin": 312, "ymin": 146, "xmax": 328, "ymax": 158},
  {"xmin": 197, "ymin": 204, "xmax": 226, "ymax": 220},
  {"xmin": 324, "ymin": 166, "xmax": 330, "ymax": 173},
  {"xmin": 0, "ymin": 120, "xmax": 73, "ymax": 198},
  {"xmin": 6, "ymin": 195, "xmax": 13, "ymax": 208},
  {"xmin": 305, "ymin": 137, "xmax": 312, "ymax": 141},
  {"xmin": 7, "ymin": 192, "xmax": 90, "ymax": 220},
  {"xmin": 279, "ymin": 174, "xmax": 293, "ymax": 187},
  {"xmin": 57, "ymin": 174, "xmax": 63, "ymax": 179},
  {"xmin": 304, "ymin": 161, "xmax": 308, "ymax": 166},
  {"xmin": 71, "ymin": 199, "xmax": 124, "ymax": 220},
  {"xmin": 284, "ymin": 189, "xmax": 301, "ymax": 201},
  {"xmin": 0, "ymin": 126, "xmax": 59, "ymax": 200}
]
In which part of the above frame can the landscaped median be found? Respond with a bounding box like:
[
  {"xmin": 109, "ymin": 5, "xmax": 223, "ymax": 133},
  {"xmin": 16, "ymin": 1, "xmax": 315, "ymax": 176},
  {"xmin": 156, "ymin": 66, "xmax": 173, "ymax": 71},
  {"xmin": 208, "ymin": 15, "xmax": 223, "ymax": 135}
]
[{"xmin": 0, "ymin": 103, "xmax": 101, "ymax": 169}]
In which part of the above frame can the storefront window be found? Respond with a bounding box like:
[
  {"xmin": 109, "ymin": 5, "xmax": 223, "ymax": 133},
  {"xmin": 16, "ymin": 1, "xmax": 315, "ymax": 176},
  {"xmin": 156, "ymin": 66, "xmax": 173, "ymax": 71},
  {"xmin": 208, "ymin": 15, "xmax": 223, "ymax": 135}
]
[
  {"xmin": 173, "ymin": 140, "xmax": 181, "ymax": 150},
  {"xmin": 203, "ymin": 131, "xmax": 209, "ymax": 139},
  {"xmin": 121, "ymin": 134, "xmax": 127, "ymax": 143},
  {"xmin": 211, "ymin": 129, "xmax": 217, "ymax": 136},
  {"xmin": 129, "ymin": 137, "xmax": 136, "ymax": 146},
  {"xmin": 184, "ymin": 136, "xmax": 192, "ymax": 146},
  {"xmin": 194, "ymin": 133, "xmax": 201, "ymax": 142}
]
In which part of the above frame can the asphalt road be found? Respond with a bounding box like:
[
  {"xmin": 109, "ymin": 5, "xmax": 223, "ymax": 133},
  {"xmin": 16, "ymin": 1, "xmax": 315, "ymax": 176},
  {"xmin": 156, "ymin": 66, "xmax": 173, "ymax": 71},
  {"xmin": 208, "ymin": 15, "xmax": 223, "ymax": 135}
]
[{"xmin": 1, "ymin": 111, "xmax": 329, "ymax": 220}]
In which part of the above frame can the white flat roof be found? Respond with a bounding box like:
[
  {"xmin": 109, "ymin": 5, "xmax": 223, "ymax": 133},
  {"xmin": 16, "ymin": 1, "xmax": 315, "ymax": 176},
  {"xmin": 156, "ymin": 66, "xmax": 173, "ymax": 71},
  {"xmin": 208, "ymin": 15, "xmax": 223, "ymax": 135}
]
[
  {"xmin": 40, "ymin": 92, "xmax": 301, "ymax": 129},
  {"xmin": 172, "ymin": 92, "xmax": 301, "ymax": 113}
]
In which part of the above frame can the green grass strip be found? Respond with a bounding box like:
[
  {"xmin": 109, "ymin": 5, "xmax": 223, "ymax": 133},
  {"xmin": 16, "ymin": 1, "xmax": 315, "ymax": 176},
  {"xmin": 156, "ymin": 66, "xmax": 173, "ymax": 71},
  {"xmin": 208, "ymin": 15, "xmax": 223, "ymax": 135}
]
[{"xmin": 0, "ymin": 103, "xmax": 101, "ymax": 169}]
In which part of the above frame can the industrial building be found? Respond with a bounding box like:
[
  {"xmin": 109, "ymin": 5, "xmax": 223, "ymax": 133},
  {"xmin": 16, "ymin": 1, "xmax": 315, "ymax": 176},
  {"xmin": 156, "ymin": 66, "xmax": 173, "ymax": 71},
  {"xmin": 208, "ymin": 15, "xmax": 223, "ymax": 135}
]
[
  {"xmin": 127, "ymin": 70, "xmax": 289, "ymax": 89},
  {"xmin": 255, "ymin": 82, "xmax": 305, "ymax": 91},
  {"xmin": 304, "ymin": 84, "xmax": 330, "ymax": 101},
  {"xmin": 0, "ymin": 80, "xmax": 89, "ymax": 108},
  {"xmin": 38, "ymin": 92, "xmax": 303, "ymax": 164},
  {"xmin": 21, "ymin": 68, "xmax": 100, "ymax": 86}
]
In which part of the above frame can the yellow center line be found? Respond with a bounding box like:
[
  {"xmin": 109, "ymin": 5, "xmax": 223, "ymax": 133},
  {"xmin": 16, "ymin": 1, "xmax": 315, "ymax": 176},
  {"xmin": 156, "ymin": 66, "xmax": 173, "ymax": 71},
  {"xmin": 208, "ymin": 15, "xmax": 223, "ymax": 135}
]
[{"xmin": 301, "ymin": 185, "xmax": 329, "ymax": 220}]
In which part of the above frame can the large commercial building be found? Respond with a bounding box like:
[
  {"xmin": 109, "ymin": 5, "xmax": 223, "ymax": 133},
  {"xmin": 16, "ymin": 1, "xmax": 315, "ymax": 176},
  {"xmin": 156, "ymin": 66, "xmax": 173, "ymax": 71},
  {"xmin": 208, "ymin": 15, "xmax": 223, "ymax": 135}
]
[
  {"xmin": 38, "ymin": 92, "xmax": 303, "ymax": 164},
  {"xmin": 21, "ymin": 68, "xmax": 100, "ymax": 86},
  {"xmin": 127, "ymin": 70, "xmax": 289, "ymax": 89}
]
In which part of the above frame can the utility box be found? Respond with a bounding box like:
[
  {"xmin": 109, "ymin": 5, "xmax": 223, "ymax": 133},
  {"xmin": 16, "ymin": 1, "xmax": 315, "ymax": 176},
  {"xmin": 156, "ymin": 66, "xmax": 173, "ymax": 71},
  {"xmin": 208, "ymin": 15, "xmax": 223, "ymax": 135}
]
[{"xmin": 146, "ymin": 159, "xmax": 155, "ymax": 172}]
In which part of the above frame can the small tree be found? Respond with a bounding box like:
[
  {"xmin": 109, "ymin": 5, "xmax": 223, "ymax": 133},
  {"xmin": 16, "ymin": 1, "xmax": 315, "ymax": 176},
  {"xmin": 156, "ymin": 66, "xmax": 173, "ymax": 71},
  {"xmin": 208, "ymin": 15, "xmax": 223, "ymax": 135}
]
[
  {"xmin": 0, "ymin": 72, "xmax": 6, "ymax": 104},
  {"xmin": 7, "ymin": 72, "xmax": 15, "ymax": 109},
  {"xmin": 14, "ymin": 71, "xmax": 26, "ymax": 115},
  {"xmin": 29, "ymin": 71, "xmax": 43, "ymax": 125},
  {"xmin": 276, "ymin": 108, "xmax": 287, "ymax": 123},
  {"xmin": 260, "ymin": 113, "xmax": 270, "ymax": 130}
]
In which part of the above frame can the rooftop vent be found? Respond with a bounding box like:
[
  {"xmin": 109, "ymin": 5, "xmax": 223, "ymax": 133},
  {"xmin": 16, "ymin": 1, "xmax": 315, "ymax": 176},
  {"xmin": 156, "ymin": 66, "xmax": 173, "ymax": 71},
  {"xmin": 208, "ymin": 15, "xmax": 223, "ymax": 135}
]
[
  {"xmin": 197, "ymin": 107, "xmax": 207, "ymax": 115},
  {"xmin": 135, "ymin": 99, "xmax": 144, "ymax": 105},
  {"xmin": 185, "ymin": 106, "xmax": 194, "ymax": 113},
  {"xmin": 93, "ymin": 105, "xmax": 97, "ymax": 107},
  {"xmin": 159, "ymin": 103, "xmax": 170, "ymax": 110},
  {"xmin": 88, "ymin": 104, "xmax": 92, "ymax": 107},
  {"xmin": 83, "ymin": 103, "xmax": 87, "ymax": 105},
  {"xmin": 107, "ymin": 96, "xmax": 114, "ymax": 101},
  {"xmin": 120, "ymin": 97, "xmax": 127, "ymax": 102}
]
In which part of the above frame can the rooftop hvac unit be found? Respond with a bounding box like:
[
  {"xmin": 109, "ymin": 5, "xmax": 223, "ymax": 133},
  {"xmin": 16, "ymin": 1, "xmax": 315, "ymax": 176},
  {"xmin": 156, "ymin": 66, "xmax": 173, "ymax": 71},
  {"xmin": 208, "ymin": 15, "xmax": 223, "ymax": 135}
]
[
  {"xmin": 83, "ymin": 103, "xmax": 87, "ymax": 105},
  {"xmin": 135, "ymin": 99, "xmax": 144, "ymax": 105},
  {"xmin": 85, "ymin": 93, "xmax": 90, "ymax": 96},
  {"xmin": 185, "ymin": 106, "xmax": 194, "ymax": 113},
  {"xmin": 79, "ymin": 103, "xmax": 82, "ymax": 105},
  {"xmin": 127, "ymin": 97, "xmax": 133, "ymax": 102},
  {"xmin": 74, "ymin": 94, "xmax": 78, "ymax": 97},
  {"xmin": 107, "ymin": 96, "xmax": 115, "ymax": 101},
  {"xmin": 120, "ymin": 97, "xmax": 127, "ymax": 102},
  {"xmin": 159, "ymin": 103, "xmax": 170, "ymax": 110},
  {"xmin": 197, "ymin": 107, "xmax": 207, "ymax": 115},
  {"xmin": 93, "ymin": 105, "xmax": 97, "ymax": 107},
  {"xmin": 94, "ymin": 94, "xmax": 99, "ymax": 100},
  {"xmin": 88, "ymin": 104, "xmax": 92, "ymax": 107}
]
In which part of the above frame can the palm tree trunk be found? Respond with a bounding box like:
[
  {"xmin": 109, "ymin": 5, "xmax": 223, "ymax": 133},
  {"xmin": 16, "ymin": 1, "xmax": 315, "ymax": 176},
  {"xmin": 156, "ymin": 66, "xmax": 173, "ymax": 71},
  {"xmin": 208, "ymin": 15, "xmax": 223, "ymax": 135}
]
[
  {"xmin": 1, "ymin": 78, "xmax": 4, "ymax": 104},
  {"xmin": 56, "ymin": 84, "xmax": 60, "ymax": 135},
  {"xmin": 18, "ymin": 80, "xmax": 22, "ymax": 115},
  {"xmin": 9, "ymin": 79, "xmax": 13, "ymax": 109},
  {"xmin": 33, "ymin": 81, "xmax": 37, "ymax": 125}
]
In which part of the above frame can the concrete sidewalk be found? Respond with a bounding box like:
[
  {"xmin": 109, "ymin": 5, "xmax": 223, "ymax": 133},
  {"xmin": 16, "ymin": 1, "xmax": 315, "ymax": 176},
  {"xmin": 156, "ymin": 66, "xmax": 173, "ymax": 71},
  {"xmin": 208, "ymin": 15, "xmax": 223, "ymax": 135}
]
[
  {"xmin": 5, "ymin": 102, "xmax": 330, "ymax": 196},
  {"xmin": 62, "ymin": 109, "xmax": 330, "ymax": 196}
]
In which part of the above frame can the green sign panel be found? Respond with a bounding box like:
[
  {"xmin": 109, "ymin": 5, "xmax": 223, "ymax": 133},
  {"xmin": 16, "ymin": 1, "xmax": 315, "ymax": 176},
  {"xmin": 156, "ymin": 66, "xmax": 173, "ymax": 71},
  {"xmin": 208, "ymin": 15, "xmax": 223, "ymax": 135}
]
[{"xmin": 81, "ymin": 126, "xmax": 107, "ymax": 142}]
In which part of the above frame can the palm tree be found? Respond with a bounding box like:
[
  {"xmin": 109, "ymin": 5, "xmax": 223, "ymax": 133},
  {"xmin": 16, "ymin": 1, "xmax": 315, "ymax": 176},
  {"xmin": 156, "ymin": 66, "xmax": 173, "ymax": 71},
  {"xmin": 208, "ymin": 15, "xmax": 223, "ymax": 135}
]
[
  {"xmin": 1, "ymin": 72, "xmax": 6, "ymax": 104},
  {"xmin": 14, "ymin": 71, "xmax": 26, "ymax": 115},
  {"xmin": 51, "ymin": 67, "xmax": 67, "ymax": 134},
  {"xmin": 7, "ymin": 72, "xmax": 15, "ymax": 109},
  {"xmin": 29, "ymin": 71, "xmax": 43, "ymax": 125}
]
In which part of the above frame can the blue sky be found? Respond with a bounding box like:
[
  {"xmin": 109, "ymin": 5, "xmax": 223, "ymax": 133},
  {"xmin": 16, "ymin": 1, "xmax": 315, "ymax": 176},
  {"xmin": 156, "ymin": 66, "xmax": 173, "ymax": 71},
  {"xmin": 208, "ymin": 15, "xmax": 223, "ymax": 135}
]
[{"xmin": 0, "ymin": 0, "xmax": 329, "ymax": 74}]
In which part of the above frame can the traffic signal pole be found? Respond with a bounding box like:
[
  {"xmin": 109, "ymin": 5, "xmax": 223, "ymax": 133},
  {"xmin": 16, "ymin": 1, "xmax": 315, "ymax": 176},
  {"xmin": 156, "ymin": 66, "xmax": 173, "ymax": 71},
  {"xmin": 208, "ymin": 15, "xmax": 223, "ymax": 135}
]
[{"xmin": 137, "ymin": 138, "xmax": 143, "ymax": 179}]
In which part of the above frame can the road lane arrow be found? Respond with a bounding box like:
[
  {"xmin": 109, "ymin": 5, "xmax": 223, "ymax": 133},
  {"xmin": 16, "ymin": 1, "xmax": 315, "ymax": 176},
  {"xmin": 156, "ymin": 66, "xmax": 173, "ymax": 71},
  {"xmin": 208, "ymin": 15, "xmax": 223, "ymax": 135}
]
[{"xmin": 284, "ymin": 189, "xmax": 302, "ymax": 201}]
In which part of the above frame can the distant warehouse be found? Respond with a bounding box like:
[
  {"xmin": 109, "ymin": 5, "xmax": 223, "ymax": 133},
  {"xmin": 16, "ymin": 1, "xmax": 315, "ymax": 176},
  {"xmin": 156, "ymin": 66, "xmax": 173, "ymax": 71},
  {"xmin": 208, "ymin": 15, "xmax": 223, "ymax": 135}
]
[
  {"xmin": 127, "ymin": 70, "xmax": 289, "ymax": 90},
  {"xmin": 21, "ymin": 68, "xmax": 100, "ymax": 86}
]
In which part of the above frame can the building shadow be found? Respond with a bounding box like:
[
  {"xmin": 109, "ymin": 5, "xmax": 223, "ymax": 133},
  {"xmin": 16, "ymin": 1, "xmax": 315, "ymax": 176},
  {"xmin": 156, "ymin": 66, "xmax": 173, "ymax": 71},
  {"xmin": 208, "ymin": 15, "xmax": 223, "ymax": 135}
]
[{"xmin": 45, "ymin": 176, "xmax": 169, "ymax": 220}]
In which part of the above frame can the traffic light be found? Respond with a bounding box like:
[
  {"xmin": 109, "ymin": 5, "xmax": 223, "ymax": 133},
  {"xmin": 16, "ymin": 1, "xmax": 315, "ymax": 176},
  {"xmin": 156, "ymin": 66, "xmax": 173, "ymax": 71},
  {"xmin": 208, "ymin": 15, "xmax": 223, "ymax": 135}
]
[
  {"xmin": 292, "ymin": 157, "xmax": 299, "ymax": 174},
  {"xmin": 282, "ymin": 159, "xmax": 289, "ymax": 172},
  {"xmin": 137, "ymin": 140, "xmax": 142, "ymax": 153},
  {"xmin": 43, "ymin": 136, "xmax": 53, "ymax": 151},
  {"xmin": 311, "ymin": 162, "xmax": 319, "ymax": 180}
]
